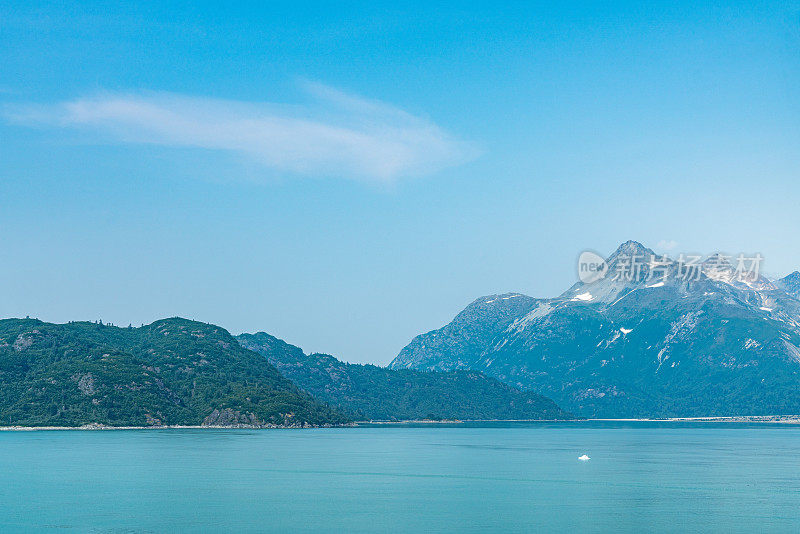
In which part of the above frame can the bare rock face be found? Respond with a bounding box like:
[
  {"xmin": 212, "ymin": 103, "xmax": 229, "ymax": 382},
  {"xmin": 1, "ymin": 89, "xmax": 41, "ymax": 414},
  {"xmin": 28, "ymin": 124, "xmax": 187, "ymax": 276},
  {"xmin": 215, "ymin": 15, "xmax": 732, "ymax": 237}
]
[
  {"xmin": 144, "ymin": 414, "xmax": 163, "ymax": 426},
  {"xmin": 12, "ymin": 332, "xmax": 37, "ymax": 351},
  {"xmin": 75, "ymin": 373, "xmax": 97, "ymax": 396},
  {"xmin": 202, "ymin": 408, "xmax": 262, "ymax": 427}
]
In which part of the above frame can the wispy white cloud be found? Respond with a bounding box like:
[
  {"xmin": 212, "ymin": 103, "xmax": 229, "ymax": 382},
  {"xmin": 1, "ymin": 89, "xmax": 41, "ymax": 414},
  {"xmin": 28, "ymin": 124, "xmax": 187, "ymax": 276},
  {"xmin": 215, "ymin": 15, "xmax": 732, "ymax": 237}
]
[
  {"xmin": 4, "ymin": 83, "xmax": 478, "ymax": 183},
  {"xmin": 656, "ymin": 239, "xmax": 679, "ymax": 251}
]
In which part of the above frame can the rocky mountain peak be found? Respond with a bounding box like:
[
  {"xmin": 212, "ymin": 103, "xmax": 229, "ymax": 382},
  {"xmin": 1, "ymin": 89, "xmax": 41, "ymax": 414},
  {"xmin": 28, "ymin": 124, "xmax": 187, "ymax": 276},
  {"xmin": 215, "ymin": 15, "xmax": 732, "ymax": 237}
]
[
  {"xmin": 607, "ymin": 240, "xmax": 655, "ymax": 262},
  {"xmin": 782, "ymin": 271, "xmax": 800, "ymax": 284},
  {"xmin": 392, "ymin": 241, "xmax": 800, "ymax": 418},
  {"xmin": 777, "ymin": 271, "xmax": 800, "ymax": 299}
]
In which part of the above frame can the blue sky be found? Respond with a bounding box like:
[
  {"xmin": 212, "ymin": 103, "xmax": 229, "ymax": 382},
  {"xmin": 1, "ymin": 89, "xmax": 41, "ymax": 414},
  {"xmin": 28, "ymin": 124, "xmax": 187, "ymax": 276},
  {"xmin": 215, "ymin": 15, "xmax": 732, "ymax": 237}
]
[{"xmin": 1, "ymin": 1, "xmax": 799, "ymax": 364}]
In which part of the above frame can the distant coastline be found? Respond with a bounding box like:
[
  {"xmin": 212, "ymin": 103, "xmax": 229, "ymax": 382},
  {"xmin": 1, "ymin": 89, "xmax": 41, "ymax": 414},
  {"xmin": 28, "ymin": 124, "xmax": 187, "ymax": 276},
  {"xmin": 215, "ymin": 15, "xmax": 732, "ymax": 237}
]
[
  {"xmin": 604, "ymin": 415, "xmax": 800, "ymax": 424},
  {"xmin": 4, "ymin": 415, "xmax": 800, "ymax": 430},
  {"xmin": 362, "ymin": 416, "xmax": 800, "ymax": 425},
  {"xmin": 0, "ymin": 423, "xmax": 357, "ymax": 431}
]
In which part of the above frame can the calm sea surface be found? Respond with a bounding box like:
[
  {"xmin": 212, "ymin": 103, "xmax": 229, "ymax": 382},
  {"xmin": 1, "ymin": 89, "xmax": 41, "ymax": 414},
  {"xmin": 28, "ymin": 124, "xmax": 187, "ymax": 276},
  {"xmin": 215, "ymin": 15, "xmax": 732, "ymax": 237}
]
[{"xmin": 1, "ymin": 421, "xmax": 799, "ymax": 533}]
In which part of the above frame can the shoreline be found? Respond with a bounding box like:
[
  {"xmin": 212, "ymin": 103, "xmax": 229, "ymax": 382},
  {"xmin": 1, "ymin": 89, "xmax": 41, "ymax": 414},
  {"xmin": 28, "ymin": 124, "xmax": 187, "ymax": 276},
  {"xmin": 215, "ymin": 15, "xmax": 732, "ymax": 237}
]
[
  {"xmin": 4, "ymin": 415, "xmax": 800, "ymax": 430},
  {"xmin": 591, "ymin": 416, "xmax": 800, "ymax": 424},
  {"xmin": 0, "ymin": 423, "xmax": 357, "ymax": 431}
]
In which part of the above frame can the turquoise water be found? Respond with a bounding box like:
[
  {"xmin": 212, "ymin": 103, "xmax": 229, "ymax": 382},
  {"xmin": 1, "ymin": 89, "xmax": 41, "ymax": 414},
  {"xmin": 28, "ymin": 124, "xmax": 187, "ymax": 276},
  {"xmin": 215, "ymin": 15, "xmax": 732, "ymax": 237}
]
[{"xmin": 1, "ymin": 421, "xmax": 799, "ymax": 532}]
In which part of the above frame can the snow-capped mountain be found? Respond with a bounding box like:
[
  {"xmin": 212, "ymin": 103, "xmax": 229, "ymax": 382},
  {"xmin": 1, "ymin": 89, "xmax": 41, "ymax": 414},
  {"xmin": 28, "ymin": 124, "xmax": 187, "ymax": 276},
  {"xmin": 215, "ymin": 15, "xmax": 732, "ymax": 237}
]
[{"xmin": 390, "ymin": 241, "xmax": 800, "ymax": 418}]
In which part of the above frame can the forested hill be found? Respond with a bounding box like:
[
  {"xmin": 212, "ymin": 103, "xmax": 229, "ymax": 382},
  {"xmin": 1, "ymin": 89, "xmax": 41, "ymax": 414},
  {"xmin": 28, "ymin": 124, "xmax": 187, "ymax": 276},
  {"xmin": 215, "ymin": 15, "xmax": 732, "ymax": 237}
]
[
  {"xmin": 0, "ymin": 318, "xmax": 348, "ymax": 427},
  {"xmin": 238, "ymin": 332, "xmax": 571, "ymax": 421}
]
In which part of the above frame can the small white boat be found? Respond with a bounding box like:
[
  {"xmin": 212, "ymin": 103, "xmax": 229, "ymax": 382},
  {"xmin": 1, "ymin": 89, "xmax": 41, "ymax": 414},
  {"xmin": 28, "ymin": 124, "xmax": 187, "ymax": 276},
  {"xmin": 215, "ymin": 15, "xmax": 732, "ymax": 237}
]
[{"xmin": 578, "ymin": 454, "xmax": 590, "ymax": 461}]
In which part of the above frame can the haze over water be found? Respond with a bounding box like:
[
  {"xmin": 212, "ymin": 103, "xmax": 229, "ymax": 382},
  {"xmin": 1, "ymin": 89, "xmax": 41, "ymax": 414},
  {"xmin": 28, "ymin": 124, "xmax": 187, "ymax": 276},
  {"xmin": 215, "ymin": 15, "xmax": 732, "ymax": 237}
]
[{"xmin": 2, "ymin": 421, "xmax": 799, "ymax": 532}]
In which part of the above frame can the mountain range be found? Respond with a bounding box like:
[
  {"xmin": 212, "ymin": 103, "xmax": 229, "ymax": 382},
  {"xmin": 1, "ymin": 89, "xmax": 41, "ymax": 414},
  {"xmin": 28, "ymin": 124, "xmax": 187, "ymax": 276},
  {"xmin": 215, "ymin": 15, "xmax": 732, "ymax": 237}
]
[
  {"xmin": 0, "ymin": 317, "xmax": 570, "ymax": 427},
  {"xmin": 390, "ymin": 240, "xmax": 800, "ymax": 418},
  {"xmin": 9, "ymin": 239, "xmax": 797, "ymax": 425}
]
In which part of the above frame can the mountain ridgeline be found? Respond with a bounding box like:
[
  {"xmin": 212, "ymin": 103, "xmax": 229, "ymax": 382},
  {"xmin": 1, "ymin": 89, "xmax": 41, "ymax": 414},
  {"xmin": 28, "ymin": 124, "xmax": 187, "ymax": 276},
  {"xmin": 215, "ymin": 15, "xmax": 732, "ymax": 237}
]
[
  {"xmin": 0, "ymin": 317, "xmax": 570, "ymax": 427},
  {"xmin": 0, "ymin": 318, "xmax": 348, "ymax": 427},
  {"xmin": 391, "ymin": 241, "xmax": 800, "ymax": 418},
  {"xmin": 238, "ymin": 332, "xmax": 570, "ymax": 421}
]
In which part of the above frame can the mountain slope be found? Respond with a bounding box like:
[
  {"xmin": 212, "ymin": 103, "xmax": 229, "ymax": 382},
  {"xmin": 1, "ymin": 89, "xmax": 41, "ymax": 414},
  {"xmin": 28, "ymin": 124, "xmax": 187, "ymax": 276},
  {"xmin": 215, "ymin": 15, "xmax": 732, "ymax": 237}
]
[
  {"xmin": 0, "ymin": 318, "xmax": 348, "ymax": 427},
  {"xmin": 238, "ymin": 332, "xmax": 571, "ymax": 421},
  {"xmin": 391, "ymin": 241, "xmax": 800, "ymax": 418},
  {"xmin": 777, "ymin": 271, "xmax": 800, "ymax": 299}
]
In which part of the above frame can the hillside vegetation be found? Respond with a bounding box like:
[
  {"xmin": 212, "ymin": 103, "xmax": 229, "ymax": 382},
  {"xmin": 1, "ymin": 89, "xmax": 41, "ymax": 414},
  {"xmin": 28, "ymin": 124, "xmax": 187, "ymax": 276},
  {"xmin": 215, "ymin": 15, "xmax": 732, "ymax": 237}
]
[
  {"xmin": 239, "ymin": 332, "xmax": 570, "ymax": 421},
  {"xmin": 0, "ymin": 318, "xmax": 347, "ymax": 427}
]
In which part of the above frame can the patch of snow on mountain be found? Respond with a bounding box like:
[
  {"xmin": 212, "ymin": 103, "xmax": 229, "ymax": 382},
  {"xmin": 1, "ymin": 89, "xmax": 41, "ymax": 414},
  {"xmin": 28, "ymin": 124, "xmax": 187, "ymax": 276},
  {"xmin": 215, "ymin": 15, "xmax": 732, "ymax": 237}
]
[
  {"xmin": 666, "ymin": 312, "xmax": 703, "ymax": 343},
  {"xmin": 597, "ymin": 330, "xmax": 621, "ymax": 349},
  {"xmin": 783, "ymin": 340, "xmax": 800, "ymax": 363},
  {"xmin": 744, "ymin": 338, "xmax": 761, "ymax": 350},
  {"xmin": 573, "ymin": 292, "xmax": 593, "ymax": 301},
  {"xmin": 506, "ymin": 302, "xmax": 555, "ymax": 334},
  {"xmin": 656, "ymin": 311, "xmax": 703, "ymax": 370},
  {"xmin": 492, "ymin": 338, "xmax": 508, "ymax": 351}
]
